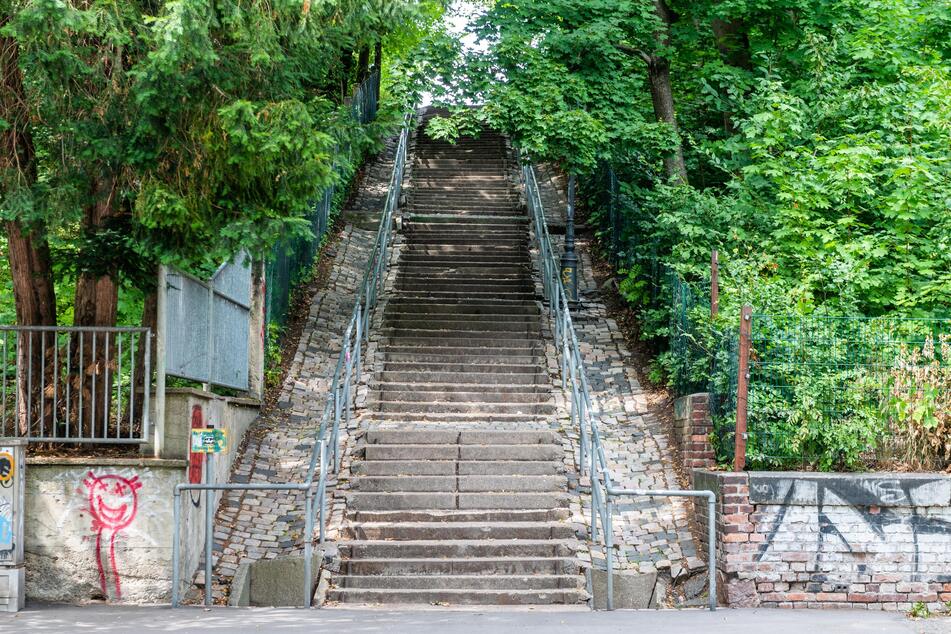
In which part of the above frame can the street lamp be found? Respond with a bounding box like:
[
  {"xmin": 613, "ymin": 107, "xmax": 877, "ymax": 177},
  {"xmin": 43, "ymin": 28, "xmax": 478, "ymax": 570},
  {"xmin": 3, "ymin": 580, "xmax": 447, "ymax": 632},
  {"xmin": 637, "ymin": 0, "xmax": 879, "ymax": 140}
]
[{"xmin": 560, "ymin": 173, "xmax": 579, "ymax": 302}]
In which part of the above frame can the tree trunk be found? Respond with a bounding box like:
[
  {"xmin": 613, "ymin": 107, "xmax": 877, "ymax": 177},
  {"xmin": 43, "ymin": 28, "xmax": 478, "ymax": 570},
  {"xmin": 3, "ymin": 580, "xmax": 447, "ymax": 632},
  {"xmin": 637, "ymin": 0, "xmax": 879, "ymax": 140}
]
[
  {"xmin": 72, "ymin": 176, "xmax": 121, "ymax": 438},
  {"xmin": 340, "ymin": 49, "xmax": 354, "ymax": 102},
  {"xmin": 373, "ymin": 40, "xmax": 382, "ymax": 79},
  {"xmin": 2, "ymin": 24, "xmax": 58, "ymax": 436},
  {"xmin": 648, "ymin": 0, "xmax": 688, "ymax": 185},
  {"xmin": 711, "ymin": 18, "xmax": 752, "ymax": 134},
  {"xmin": 356, "ymin": 46, "xmax": 370, "ymax": 83}
]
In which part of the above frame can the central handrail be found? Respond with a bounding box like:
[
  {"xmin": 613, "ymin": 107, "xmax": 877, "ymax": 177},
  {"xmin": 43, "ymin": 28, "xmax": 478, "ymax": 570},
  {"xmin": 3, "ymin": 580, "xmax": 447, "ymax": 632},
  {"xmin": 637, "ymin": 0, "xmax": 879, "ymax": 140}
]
[
  {"xmin": 520, "ymin": 161, "xmax": 716, "ymax": 611},
  {"xmin": 171, "ymin": 112, "xmax": 413, "ymax": 608}
]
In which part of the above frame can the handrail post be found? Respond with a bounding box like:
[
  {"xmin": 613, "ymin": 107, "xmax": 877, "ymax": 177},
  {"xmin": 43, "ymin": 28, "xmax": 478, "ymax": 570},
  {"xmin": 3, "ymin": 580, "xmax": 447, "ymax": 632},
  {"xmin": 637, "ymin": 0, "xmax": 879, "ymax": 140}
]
[
  {"xmin": 172, "ymin": 488, "xmax": 181, "ymax": 607},
  {"xmin": 204, "ymin": 452, "xmax": 214, "ymax": 607},
  {"xmin": 304, "ymin": 488, "xmax": 314, "ymax": 608},
  {"xmin": 355, "ymin": 304, "xmax": 363, "ymax": 386},
  {"xmin": 318, "ymin": 440, "xmax": 327, "ymax": 544},
  {"xmin": 734, "ymin": 305, "xmax": 752, "ymax": 471},
  {"xmin": 707, "ymin": 492, "xmax": 717, "ymax": 611},
  {"xmin": 605, "ymin": 491, "xmax": 614, "ymax": 610}
]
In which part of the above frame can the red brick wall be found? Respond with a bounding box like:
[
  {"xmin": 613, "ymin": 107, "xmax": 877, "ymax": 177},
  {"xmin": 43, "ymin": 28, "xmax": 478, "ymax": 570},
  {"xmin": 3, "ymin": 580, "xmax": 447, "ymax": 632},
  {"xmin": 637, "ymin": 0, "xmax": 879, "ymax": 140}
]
[
  {"xmin": 672, "ymin": 393, "xmax": 715, "ymax": 480},
  {"xmin": 693, "ymin": 470, "xmax": 951, "ymax": 611}
]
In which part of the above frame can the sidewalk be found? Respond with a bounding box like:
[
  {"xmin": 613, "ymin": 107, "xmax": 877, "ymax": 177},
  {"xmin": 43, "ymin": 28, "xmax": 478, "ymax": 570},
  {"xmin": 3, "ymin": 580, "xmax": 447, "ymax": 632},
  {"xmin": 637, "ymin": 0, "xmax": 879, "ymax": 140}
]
[{"xmin": 4, "ymin": 605, "xmax": 949, "ymax": 634}]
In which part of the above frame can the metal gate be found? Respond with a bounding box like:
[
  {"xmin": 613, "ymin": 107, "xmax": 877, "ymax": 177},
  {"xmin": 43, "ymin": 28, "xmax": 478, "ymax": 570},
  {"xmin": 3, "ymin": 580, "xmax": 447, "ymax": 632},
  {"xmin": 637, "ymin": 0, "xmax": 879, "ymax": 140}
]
[{"xmin": 164, "ymin": 251, "xmax": 252, "ymax": 391}]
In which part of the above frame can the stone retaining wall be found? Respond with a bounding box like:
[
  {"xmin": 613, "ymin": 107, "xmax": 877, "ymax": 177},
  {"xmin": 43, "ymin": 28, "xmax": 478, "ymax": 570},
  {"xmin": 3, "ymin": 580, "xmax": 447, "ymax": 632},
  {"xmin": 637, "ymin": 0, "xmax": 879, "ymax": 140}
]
[{"xmin": 693, "ymin": 469, "xmax": 951, "ymax": 611}]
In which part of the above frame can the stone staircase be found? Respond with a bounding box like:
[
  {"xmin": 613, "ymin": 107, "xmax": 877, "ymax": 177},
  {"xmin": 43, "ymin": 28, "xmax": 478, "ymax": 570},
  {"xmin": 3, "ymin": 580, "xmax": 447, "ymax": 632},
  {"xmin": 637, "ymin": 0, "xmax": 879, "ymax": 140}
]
[{"xmin": 327, "ymin": 113, "xmax": 586, "ymax": 605}]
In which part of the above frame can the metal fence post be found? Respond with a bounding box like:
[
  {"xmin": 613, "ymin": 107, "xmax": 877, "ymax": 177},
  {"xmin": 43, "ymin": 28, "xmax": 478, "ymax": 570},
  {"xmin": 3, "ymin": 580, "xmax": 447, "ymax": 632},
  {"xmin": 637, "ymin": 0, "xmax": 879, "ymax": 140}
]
[
  {"xmin": 734, "ymin": 305, "xmax": 752, "ymax": 471},
  {"xmin": 707, "ymin": 493, "xmax": 717, "ymax": 611},
  {"xmin": 155, "ymin": 266, "xmax": 168, "ymax": 457},
  {"xmin": 204, "ymin": 451, "xmax": 214, "ymax": 606}
]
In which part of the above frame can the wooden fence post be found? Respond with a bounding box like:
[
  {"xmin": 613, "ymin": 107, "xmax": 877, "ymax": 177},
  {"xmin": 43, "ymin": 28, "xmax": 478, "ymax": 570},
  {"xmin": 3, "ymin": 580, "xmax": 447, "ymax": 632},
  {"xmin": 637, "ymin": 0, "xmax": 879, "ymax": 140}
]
[
  {"xmin": 734, "ymin": 304, "xmax": 752, "ymax": 471},
  {"xmin": 710, "ymin": 250, "xmax": 719, "ymax": 319}
]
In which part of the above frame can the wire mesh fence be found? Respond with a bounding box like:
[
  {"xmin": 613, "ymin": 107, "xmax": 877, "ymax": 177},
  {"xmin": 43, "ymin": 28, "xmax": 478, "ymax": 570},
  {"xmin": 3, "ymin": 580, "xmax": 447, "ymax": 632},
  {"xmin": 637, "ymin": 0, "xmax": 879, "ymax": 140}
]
[
  {"xmin": 738, "ymin": 315, "xmax": 951, "ymax": 470},
  {"xmin": 265, "ymin": 71, "xmax": 380, "ymax": 331}
]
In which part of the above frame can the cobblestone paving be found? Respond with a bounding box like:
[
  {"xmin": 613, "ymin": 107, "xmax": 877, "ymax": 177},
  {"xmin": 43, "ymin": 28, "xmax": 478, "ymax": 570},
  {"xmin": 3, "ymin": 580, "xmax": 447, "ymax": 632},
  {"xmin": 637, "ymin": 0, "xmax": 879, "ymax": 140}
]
[
  {"xmin": 531, "ymin": 171, "xmax": 703, "ymax": 585},
  {"xmin": 192, "ymin": 136, "xmax": 400, "ymax": 603}
]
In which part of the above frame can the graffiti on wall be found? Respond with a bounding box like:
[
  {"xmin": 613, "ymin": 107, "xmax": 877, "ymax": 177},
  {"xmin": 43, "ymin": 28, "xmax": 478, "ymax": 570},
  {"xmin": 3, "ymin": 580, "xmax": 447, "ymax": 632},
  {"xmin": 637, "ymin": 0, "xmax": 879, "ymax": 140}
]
[
  {"xmin": 753, "ymin": 477, "xmax": 951, "ymax": 580},
  {"xmin": 83, "ymin": 472, "xmax": 142, "ymax": 600}
]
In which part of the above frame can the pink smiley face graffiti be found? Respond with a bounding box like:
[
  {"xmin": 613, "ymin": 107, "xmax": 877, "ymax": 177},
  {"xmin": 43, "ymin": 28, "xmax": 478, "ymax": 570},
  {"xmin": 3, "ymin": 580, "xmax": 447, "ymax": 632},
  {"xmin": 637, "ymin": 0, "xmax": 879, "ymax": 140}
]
[
  {"xmin": 84, "ymin": 473, "xmax": 141, "ymax": 532},
  {"xmin": 83, "ymin": 472, "xmax": 143, "ymax": 600}
]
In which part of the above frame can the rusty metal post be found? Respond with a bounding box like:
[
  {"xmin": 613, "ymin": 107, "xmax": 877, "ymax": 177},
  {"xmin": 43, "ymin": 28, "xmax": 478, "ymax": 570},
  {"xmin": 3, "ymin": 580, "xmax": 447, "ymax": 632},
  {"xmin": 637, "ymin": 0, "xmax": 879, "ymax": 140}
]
[
  {"xmin": 710, "ymin": 250, "xmax": 719, "ymax": 319},
  {"xmin": 734, "ymin": 305, "xmax": 752, "ymax": 471}
]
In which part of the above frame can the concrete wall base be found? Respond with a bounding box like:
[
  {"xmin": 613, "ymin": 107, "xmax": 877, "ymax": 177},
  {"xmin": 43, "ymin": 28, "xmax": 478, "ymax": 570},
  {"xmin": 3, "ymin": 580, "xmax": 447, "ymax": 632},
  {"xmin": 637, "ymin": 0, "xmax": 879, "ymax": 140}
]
[
  {"xmin": 227, "ymin": 552, "xmax": 326, "ymax": 607},
  {"xmin": 589, "ymin": 568, "xmax": 658, "ymax": 609}
]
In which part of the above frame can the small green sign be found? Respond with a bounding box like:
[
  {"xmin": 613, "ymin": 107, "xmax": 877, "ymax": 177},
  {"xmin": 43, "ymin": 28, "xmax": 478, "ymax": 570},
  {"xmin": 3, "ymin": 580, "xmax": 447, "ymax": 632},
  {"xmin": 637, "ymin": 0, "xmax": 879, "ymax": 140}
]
[{"xmin": 190, "ymin": 428, "xmax": 228, "ymax": 454}]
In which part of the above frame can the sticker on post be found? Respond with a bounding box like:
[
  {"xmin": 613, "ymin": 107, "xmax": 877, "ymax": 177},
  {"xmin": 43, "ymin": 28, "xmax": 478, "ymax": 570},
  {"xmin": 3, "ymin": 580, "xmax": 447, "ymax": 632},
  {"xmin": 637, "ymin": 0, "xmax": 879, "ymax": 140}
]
[
  {"xmin": 0, "ymin": 449, "xmax": 14, "ymax": 487},
  {"xmin": 190, "ymin": 428, "xmax": 228, "ymax": 454}
]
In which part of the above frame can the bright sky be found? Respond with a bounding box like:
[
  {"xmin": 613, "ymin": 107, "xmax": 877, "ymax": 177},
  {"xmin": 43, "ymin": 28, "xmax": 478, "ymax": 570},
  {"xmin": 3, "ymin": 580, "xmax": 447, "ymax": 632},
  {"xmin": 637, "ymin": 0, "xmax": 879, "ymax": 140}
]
[{"xmin": 421, "ymin": 1, "xmax": 486, "ymax": 106}]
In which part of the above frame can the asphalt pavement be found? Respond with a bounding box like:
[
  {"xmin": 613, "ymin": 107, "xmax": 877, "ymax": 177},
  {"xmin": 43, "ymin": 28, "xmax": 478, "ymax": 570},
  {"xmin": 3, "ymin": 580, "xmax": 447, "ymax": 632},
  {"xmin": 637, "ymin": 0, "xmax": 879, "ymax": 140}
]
[{"xmin": 3, "ymin": 605, "xmax": 950, "ymax": 634}]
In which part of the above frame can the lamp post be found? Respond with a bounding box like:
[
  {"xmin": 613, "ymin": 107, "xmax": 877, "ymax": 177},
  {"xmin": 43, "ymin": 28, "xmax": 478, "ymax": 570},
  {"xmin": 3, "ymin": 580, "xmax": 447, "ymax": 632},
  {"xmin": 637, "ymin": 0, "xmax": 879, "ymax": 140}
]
[{"xmin": 560, "ymin": 173, "xmax": 579, "ymax": 302}]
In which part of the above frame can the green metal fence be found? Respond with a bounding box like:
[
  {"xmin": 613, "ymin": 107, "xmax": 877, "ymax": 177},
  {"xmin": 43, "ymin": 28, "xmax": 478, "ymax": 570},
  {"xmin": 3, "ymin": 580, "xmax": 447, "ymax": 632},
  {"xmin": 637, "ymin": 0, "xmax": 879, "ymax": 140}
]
[
  {"xmin": 265, "ymin": 71, "xmax": 380, "ymax": 331},
  {"xmin": 735, "ymin": 314, "xmax": 951, "ymax": 470}
]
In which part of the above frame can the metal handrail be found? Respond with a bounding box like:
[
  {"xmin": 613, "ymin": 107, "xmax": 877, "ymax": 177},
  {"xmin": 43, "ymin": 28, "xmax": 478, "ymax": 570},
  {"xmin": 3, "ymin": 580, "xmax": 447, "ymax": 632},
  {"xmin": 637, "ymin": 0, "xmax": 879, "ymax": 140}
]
[
  {"xmin": 171, "ymin": 112, "xmax": 413, "ymax": 608},
  {"xmin": 520, "ymin": 161, "xmax": 716, "ymax": 611}
]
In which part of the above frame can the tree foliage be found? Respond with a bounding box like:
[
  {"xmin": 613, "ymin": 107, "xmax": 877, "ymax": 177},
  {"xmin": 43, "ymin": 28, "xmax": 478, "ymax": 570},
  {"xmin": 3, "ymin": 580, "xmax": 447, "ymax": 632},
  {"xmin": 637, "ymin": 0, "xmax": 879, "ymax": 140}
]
[
  {"xmin": 433, "ymin": 0, "xmax": 951, "ymax": 318},
  {"xmin": 1, "ymin": 0, "xmax": 445, "ymax": 325}
]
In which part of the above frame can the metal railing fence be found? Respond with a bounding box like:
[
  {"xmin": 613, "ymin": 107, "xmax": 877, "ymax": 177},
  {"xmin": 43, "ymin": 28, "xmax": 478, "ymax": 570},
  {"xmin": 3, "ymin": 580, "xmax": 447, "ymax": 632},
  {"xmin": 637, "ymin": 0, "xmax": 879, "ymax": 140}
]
[
  {"xmin": 726, "ymin": 312, "xmax": 951, "ymax": 471},
  {"xmin": 171, "ymin": 111, "xmax": 412, "ymax": 608},
  {"xmin": 521, "ymin": 163, "xmax": 716, "ymax": 611},
  {"xmin": 0, "ymin": 326, "xmax": 150, "ymax": 443}
]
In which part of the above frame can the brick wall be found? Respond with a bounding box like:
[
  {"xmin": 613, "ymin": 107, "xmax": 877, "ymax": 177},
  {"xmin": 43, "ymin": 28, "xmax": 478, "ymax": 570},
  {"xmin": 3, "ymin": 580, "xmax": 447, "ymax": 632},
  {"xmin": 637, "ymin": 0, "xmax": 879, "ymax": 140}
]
[
  {"xmin": 693, "ymin": 470, "xmax": 951, "ymax": 611},
  {"xmin": 672, "ymin": 393, "xmax": 715, "ymax": 481}
]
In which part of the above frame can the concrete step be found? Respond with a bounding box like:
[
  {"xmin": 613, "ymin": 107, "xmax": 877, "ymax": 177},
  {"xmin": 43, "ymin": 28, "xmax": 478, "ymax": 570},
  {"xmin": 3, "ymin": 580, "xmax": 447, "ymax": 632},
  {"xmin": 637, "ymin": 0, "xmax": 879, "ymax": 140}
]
[
  {"xmin": 351, "ymin": 460, "xmax": 564, "ymax": 477},
  {"xmin": 405, "ymin": 207, "xmax": 526, "ymax": 217},
  {"xmin": 381, "ymin": 331, "xmax": 542, "ymax": 345},
  {"xmin": 347, "ymin": 508, "xmax": 569, "ymax": 522},
  {"xmin": 369, "ymin": 412, "xmax": 553, "ymax": 424},
  {"xmin": 381, "ymin": 334, "xmax": 543, "ymax": 348},
  {"xmin": 375, "ymin": 381, "xmax": 547, "ymax": 395},
  {"xmin": 338, "ymin": 556, "xmax": 580, "ymax": 576},
  {"xmin": 372, "ymin": 383, "xmax": 551, "ymax": 402},
  {"xmin": 345, "ymin": 492, "xmax": 569, "ymax": 511},
  {"xmin": 338, "ymin": 539, "xmax": 575, "ymax": 559},
  {"xmin": 384, "ymin": 310, "xmax": 536, "ymax": 322},
  {"xmin": 381, "ymin": 361, "xmax": 544, "ymax": 374},
  {"xmin": 374, "ymin": 401, "xmax": 556, "ymax": 415},
  {"xmin": 387, "ymin": 290, "xmax": 537, "ymax": 302},
  {"xmin": 407, "ymin": 215, "xmax": 527, "ymax": 225},
  {"xmin": 398, "ymin": 254, "xmax": 530, "ymax": 265},
  {"xmin": 394, "ymin": 282, "xmax": 534, "ymax": 294},
  {"xmin": 403, "ymin": 243, "xmax": 528, "ymax": 253},
  {"xmin": 363, "ymin": 443, "xmax": 562, "ymax": 461},
  {"xmin": 364, "ymin": 429, "xmax": 561, "ymax": 445},
  {"xmin": 327, "ymin": 587, "xmax": 586, "ymax": 605},
  {"xmin": 385, "ymin": 299, "xmax": 540, "ymax": 314},
  {"xmin": 375, "ymin": 370, "xmax": 546, "ymax": 385},
  {"xmin": 402, "ymin": 236, "xmax": 526, "ymax": 246},
  {"xmin": 351, "ymin": 475, "xmax": 564, "ymax": 493},
  {"xmin": 336, "ymin": 573, "xmax": 579, "ymax": 590},
  {"xmin": 382, "ymin": 317, "xmax": 540, "ymax": 331}
]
